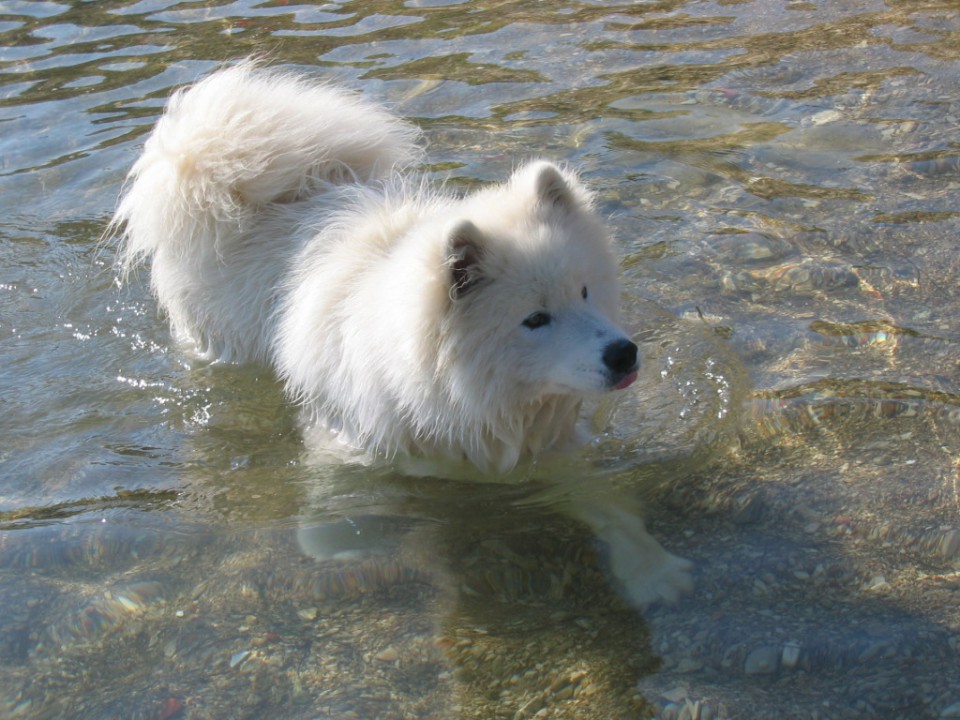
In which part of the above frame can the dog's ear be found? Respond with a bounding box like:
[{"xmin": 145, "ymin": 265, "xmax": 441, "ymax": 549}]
[
  {"xmin": 533, "ymin": 162, "xmax": 578, "ymax": 210},
  {"xmin": 446, "ymin": 220, "xmax": 485, "ymax": 299}
]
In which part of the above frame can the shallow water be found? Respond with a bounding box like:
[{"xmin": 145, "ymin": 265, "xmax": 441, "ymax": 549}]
[{"xmin": 2, "ymin": 0, "xmax": 960, "ymax": 718}]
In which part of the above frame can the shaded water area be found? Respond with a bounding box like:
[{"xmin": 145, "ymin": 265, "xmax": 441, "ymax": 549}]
[{"xmin": 3, "ymin": 0, "xmax": 960, "ymax": 717}]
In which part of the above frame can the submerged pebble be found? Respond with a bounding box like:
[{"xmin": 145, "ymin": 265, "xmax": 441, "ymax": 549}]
[
  {"xmin": 781, "ymin": 641, "xmax": 802, "ymax": 669},
  {"xmin": 743, "ymin": 645, "xmax": 780, "ymax": 675},
  {"xmin": 296, "ymin": 607, "xmax": 318, "ymax": 621},
  {"xmin": 941, "ymin": 701, "xmax": 960, "ymax": 717}
]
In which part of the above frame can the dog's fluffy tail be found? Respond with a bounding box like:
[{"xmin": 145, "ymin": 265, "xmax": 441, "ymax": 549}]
[{"xmin": 110, "ymin": 60, "xmax": 422, "ymax": 271}]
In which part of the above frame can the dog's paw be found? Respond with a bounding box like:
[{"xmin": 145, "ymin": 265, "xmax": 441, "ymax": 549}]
[
  {"xmin": 567, "ymin": 496, "xmax": 693, "ymax": 609},
  {"xmin": 607, "ymin": 539, "xmax": 693, "ymax": 608}
]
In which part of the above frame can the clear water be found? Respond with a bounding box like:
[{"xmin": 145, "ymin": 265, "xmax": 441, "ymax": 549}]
[{"xmin": 2, "ymin": 1, "xmax": 960, "ymax": 718}]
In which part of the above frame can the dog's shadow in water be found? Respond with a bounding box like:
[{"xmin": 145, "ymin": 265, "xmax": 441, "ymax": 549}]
[{"xmin": 295, "ymin": 475, "xmax": 660, "ymax": 717}]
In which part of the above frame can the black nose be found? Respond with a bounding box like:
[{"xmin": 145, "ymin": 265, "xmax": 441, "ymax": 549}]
[{"xmin": 602, "ymin": 338, "xmax": 638, "ymax": 374}]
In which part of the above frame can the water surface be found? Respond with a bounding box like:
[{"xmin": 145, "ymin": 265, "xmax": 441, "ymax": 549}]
[{"xmin": 2, "ymin": 1, "xmax": 960, "ymax": 718}]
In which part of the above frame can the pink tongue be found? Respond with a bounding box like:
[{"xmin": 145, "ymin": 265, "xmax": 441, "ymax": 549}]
[{"xmin": 613, "ymin": 371, "xmax": 638, "ymax": 391}]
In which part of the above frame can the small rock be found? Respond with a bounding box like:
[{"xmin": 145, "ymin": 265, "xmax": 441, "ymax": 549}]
[
  {"xmin": 732, "ymin": 493, "xmax": 765, "ymax": 525},
  {"xmin": 660, "ymin": 704, "xmax": 679, "ymax": 720},
  {"xmin": 661, "ymin": 686, "xmax": 689, "ymax": 704},
  {"xmin": 809, "ymin": 109, "xmax": 843, "ymax": 125},
  {"xmin": 939, "ymin": 529, "xmax": 960, "ymax": 559},
  {"xmin": 675, "ymin": 658, "xmax": 703, "ymax": 673},
  {"xmin": 781, "ymin": 641, "xmax": 802, "ymax": 669},
  {"xmin": 744, "ymin": 645, "xmax": 780, "ymax": 675},
  {"xmin": 857, "ymin": 641, "xmax": 891, "ymax": 663},
  {"xmin": 297, "ymin": 607, "xmax": 318, "ymax": 621},
  {"xmin": 863, "ymin": 576, "xmax": 890, "ymax": 592},
  {"xmin": 229, "ymin": 650, "xmax": 251, "ymax": 668},
  {"xmin": 941, "ymin": 701, "xmax": 960, "ymax": 717},
  {"xmin": 375, "ymin": 647, "xmax": 399, "ymax": 662}
]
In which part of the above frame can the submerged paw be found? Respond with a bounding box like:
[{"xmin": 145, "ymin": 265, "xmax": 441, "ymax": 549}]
[{"xmin": 618, "ymin": 551, "xmax": 694, "ymax": 608}]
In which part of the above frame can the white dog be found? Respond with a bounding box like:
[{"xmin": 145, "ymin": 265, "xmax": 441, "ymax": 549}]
[{"xmin": 111, "ymin": 61, "xmax": 691, "ymax": 606}]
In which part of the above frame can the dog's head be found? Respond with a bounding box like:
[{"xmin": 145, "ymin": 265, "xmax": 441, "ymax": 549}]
[{"xmin": 439, "ymin": 161, "xmax": 638, "ymax": 404}]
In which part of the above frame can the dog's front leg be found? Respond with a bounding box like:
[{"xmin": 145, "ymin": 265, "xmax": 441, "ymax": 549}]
[{"xmin": 568, "ymin": 494, "xmax": 693, "ymax": 609}]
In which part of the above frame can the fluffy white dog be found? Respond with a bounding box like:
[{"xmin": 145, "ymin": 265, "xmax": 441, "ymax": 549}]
[{"xmin": 112, "ymin": 61, "xmax": 692, "ymax": 606}]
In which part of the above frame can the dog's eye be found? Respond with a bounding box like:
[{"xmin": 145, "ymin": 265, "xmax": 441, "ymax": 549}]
[
  {"xmin": 522, "ymin": 311, "xmax": 552, "ymax": 330},
  {"xmin": 581, "ymin": 285, "xmax": 588, "ymax": 300}
]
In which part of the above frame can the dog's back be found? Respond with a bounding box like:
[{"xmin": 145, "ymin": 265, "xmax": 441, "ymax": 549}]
[{"xmin": 110, "ymin": 61, "xmax": 421, "ymax": 361}]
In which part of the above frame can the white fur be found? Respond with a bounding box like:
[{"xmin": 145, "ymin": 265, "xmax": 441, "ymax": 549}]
[{"xmin": 111, "ymin": 61, "xmax": 691, "ymax": 607}]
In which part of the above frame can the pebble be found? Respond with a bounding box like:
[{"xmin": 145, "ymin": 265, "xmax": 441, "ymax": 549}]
[
  {"xmin": 857, "ymin": 640, "xmax": 891, "ymax": 663},
  {"xmin": 297, "ymin": 607, "xmax": 318, "ymax": 621},
  {"xmin": 732, "ymin": 493, "xmax": 765, "ymax": 525},
  {"xmin": 863, "ymin": 575, "xmax": 890, "ymax": 592},
  {"xmin": 375, "ymin": 647, "xmax": 399, "ymax": 662},
  {"xmin": 781, "ymin": 641, "xmax": 802, "ymax": 669},
  {"xmin": 941, "ymin": 701, "xmax": 960, "ymax": 717},
  {"xmin": 808, "ymin": 109, "xmax": 843, "ymax": 125},
  {"xmin": 661, "ymin": 686, "xmax": 689, "ymax": 704},
  {"xmin": 229, "ymin": 650, "xmax": 251, "ymax": 668},
  {"xmin": 939, "ymin": 529, "xmax": 960, "ymax": 559},
  {"xmin": 676, "ymin": 658, "xmax": 703, "ymax": 673},
  {"xmin": 744, "ymin": 645, "xmax": 780, "ymax": 675}
]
